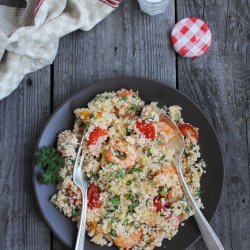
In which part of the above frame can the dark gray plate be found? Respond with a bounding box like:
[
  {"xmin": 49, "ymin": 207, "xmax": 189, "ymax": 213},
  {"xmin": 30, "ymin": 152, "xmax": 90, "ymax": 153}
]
[{"xmin": 33, "ymin": 77, "xmax": 224, "ymax": 249}]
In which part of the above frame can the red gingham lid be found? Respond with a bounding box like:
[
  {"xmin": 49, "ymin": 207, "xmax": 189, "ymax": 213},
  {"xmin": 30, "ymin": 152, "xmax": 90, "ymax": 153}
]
[{"xmin": 171, "ymin": 17, "xmax": 212, "ymax": 58}]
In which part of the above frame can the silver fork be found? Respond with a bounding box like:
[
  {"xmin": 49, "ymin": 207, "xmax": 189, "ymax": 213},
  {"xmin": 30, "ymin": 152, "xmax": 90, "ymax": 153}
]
[
  {"xmin": 160, "ymin": 114, "xmax": 224, "ymax": 250},
  {"xmin": 73, "ymin": 135, "xmax": 88, "ymax": 250}
]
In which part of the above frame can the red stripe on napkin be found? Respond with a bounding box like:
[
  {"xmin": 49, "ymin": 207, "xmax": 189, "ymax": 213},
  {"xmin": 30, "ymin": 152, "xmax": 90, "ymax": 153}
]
[
  {"xmin": 100, "ymin": 0, "xmax": 123, "ymax": 8},
  {"xmin": 34, "ymin": 0, "xmax": 45, "ymax": 16}
]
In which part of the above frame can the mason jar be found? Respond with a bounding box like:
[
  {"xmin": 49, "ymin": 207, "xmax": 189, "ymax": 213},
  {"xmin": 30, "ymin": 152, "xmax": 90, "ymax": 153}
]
[{"xmin": 138, "ymin": 0, "xmax": 170, "ymax": 16}]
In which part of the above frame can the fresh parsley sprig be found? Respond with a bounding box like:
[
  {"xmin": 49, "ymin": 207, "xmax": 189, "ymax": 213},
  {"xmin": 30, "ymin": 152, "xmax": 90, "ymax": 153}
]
[
  {"xmin": 196, "ymin": 189, "xmax": 205, "ymax": 197},
  {"xmin": 36, "ymin": 147, "xmax": 64, "ymax": 184}
]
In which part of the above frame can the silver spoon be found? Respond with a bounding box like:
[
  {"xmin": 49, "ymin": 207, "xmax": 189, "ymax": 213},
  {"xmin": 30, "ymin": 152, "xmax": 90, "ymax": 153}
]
[
  {"xmin": 160, "ymin": 114, "xmax": 224, "ymax": 250},
  {"xmin": 73, "ymin": 135, "xmax": 88, "ymax": 250}
]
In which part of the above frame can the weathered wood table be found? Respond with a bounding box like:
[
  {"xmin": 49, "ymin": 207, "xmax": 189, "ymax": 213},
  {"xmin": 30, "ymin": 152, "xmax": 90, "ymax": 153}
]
[{"xmin": 0, "ymin": 0, "xmax": 249, "ymax": 249}]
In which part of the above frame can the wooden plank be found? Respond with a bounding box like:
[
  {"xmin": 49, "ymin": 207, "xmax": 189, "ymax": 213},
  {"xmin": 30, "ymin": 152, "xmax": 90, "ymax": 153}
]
[
  {"xmin": 52, "ymin": 0, "xmax": 176, "ymax": 249},
  {"xmin": 53, "ymin": 0, "xmax": 176, "ymax": 107},
  {"xmin": 0, "ymin": 0, "xmax": 26, "ymax": 8},
  {"xmin": 176, "ymin": 1, "xmax": 250, "ymax": 249},
  {"xmin": 0, "ymin": 1, "xmax": 52, "ymax": 249},
  {"xmin": 0, "ymin": 67, "xmax": 52, "ymax": 249}
]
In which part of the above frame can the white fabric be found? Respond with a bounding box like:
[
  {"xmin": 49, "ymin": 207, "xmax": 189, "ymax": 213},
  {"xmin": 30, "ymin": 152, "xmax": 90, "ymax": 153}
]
[{"xmin": 0, "ymin": 0, "xmax": 118, "ymax": 100}]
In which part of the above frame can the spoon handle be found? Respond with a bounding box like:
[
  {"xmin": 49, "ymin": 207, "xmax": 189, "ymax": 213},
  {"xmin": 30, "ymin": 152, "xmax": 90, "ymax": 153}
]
[
  {"xmin": 194, "ymin": 210, "xmax": 224, "ymax": 250},
  {"xmin": 75, "ymin": 189, "xmax": 88, "ymax": 250},
  {"xmin": 177, "ymin": 163, "xmax": 224, "ymax": 250}
]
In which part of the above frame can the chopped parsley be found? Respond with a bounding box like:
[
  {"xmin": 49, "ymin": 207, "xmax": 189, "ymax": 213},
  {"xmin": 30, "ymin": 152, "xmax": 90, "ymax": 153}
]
[
  {"xmin": 90, "ymin": 171, "xmax": 99, "ymax": 181},
  {"xmin": 157, "ymin": 138, "xmax": 163, "ymax": 144},
  {"xmin": 145, "ymin": 199, "xmax": 151, "ymax": 206},
  {"xmin": 150, "ymin": 114, "xmax": 156, "ymax": 120},
  {"xmin": 71, "ymin": 207, "xmax": 80, "ymax": 217},
  {"xmin": 130, "ymin": 104, "xmax": 139, "ymax": 112},
  {"xmin": 134, "ymin": 223, "xmax": 140, "ymax": 229},
  {"xmin": 196, "ymin": 189, "xmax": 205, "ymax": 197},
  {"xmin": 115, "ymin": 170, "xmax": 125, "ymax": 179},
  {"xmin": 159, "ymin": 186, "xmax": 168, "ymax": 196},
  {"xmin": 121, "ymin": 96, "xmax": 127, "ymax": 101},
  {"xmin": 127, "ymin": 191, "xmax": 134, "ymax": 200},
  {"xmin": 114, "ymin": 150, "xmax": 126, "ymax": 159},
  {"xmin": 106, "ymin": 207, "xmax": 116, "ymax": 214},
  {"xmin": 132, "ymin": 94, "xmax": 139, "ymax": 99},
  {"xmin": 36, "ymin": 147, "xmax": 64, "ymax": 184},
  {"xmin": 107, "ymin": 172, "xmax": 114, "ymax": 179},
  {"xmin": 89, "ymin": 113, "xmax": 94, "ymax": 119},
  {"xmin": 108, "ymin": 162, "xmax": 117, "ymax": 167},
  {"xmin": 185, "ymin": 206, "xmax": 191, "ymax": 213},
  {"xmin": 126, "ymin": 179, "xmax": 132, "ymax": 186},
  {"xmin": 158, "ymin": 156, "xmax": 165, "ymax": 162},
  {"xmin": 128, "ymin": 200, "xmax": 140, "ymax": 213},
  {"xmin": 110, "ymin": 228, "xmax": 117, "ymax": 237},
  {"xmin": 130, "ymin": 167, "xmax": 142, "ymax": 173},
  {"xmin": 109, "ymin": 196, "xmax": 120, "ymax": 208},
  {"xmin": 125, "ymin": 127, "xmax": 131, "ymax": 136},
  {"xmin": 146, "ymin": 150, "xmax": 152, "ymax": 157},
  {"xmin": 124, "ymin": 218, "xmax": 129, "ymax": 226}
]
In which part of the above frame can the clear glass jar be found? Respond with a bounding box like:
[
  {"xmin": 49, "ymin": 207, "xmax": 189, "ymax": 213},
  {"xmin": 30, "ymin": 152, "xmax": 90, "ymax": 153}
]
[{"xmin": 138, "ymin": 0, "xmax": 170, "ymax": 16}]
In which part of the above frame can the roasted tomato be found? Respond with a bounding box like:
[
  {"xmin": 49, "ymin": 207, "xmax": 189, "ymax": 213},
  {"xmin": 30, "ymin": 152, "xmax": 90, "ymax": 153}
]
[
  {"xmin": 87, "ymin": 183, "xmax": 102, "ymax": 209},
  {"xmin": 79, "ymin": 110, "xmax": 91, "ymax": 120},
  {"xmin": 136, "ymin": 121, "xmax": 156, "ymax": 139},
  {"xmin": 86, "ymin": 127, "xmax": 108, "ymax": 146},
  {"xmin": 178, "ymin": 123, "xmax": 198, "ymax": 142},
  {"xmin": 153, "ymin": 195, "xmax": 170, "ymax": 212}
]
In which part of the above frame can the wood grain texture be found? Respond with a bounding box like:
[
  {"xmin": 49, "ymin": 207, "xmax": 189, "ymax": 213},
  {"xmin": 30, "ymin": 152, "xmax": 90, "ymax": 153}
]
[
  {"xmin": 0, "ymin": 67, "xmax": 52, "ymax": 249},
  {"xmin": 176, "ymin": 1, "xmax": 250, "ymax": 249},
  {"xmin": 53, "ymin": 0, "xmax": 176, "ymax": 108},
  {"xmin": 0, "ymin": 0, "xmax": 26, "ymax": 8}
]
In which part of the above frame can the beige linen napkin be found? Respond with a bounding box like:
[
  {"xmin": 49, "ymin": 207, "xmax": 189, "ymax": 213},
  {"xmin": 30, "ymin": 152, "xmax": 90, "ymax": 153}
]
[{"xmin": 0, "ymin": 0, "xmax": 122, "ymax": 100}]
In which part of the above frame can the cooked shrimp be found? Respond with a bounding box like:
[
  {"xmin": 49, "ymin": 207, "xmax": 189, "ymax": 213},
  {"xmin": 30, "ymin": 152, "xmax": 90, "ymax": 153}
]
[
  {"xmin": 155, "ymin": 114, "xmax": 176, "ymax": 143},
  {"xmin": 114, "ymin": 230, "xmax": 142, "ymax": 249},
  {"xmin": 155, "ymin": 122, "xmax": 174, "ymax": 135},
  {"xmin": 106, "ymin": 140, "xmax": 137, "ymax": 169},
  {"xmin": 166, "ymin": 187, "xmax": 183, "ymax": 202},
  {"xmin": 166, "ymin": 214, "xmax": 182, "ymax": 230},
  {"xmin": 114, "ymin": 106, "xmax": 128, "ymax": 117},
  {"xmin": 153, "ymin": 166, "xmax": 178, "ymax": 186},
  {"xmin": 159, "ymin": 114, "xmax": 177, "ymax": 130},
  {"xmin": 155, "ymin": 123, "xmax": 174, "ymax": 146},
  {"xmin": 153, "ymin": 166, "xmax": 183, "ymax": 202},
  {"xmin": 117, "ymin": 89, "xmax": 135, "ymax": 97}
]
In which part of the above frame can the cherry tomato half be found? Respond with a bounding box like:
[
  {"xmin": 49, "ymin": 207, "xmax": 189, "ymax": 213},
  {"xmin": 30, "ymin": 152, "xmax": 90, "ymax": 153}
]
[
  {"xmin": 87, "ymin": 127, "xmax": 108, "ymax": 146},
  {"xmin": 136, "ymin": 121, "xmax": 156, "ymax": 139},
  {"xmin": 153, "ymin": 195, "xmax": 170, "ymax": 212},
  {"xmin": 178, "ymin": 123, "xmax": 198, "ymax": 142},
  {"xmin": 87, "ymin": 183, "xmax": 102, "ymax": 209}
]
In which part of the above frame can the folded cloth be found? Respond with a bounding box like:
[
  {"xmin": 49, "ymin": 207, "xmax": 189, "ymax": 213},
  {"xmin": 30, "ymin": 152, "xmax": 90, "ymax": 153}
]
[{"xmin": 0, "ymin": 0, "xmax": 122, "ymax": 100}]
